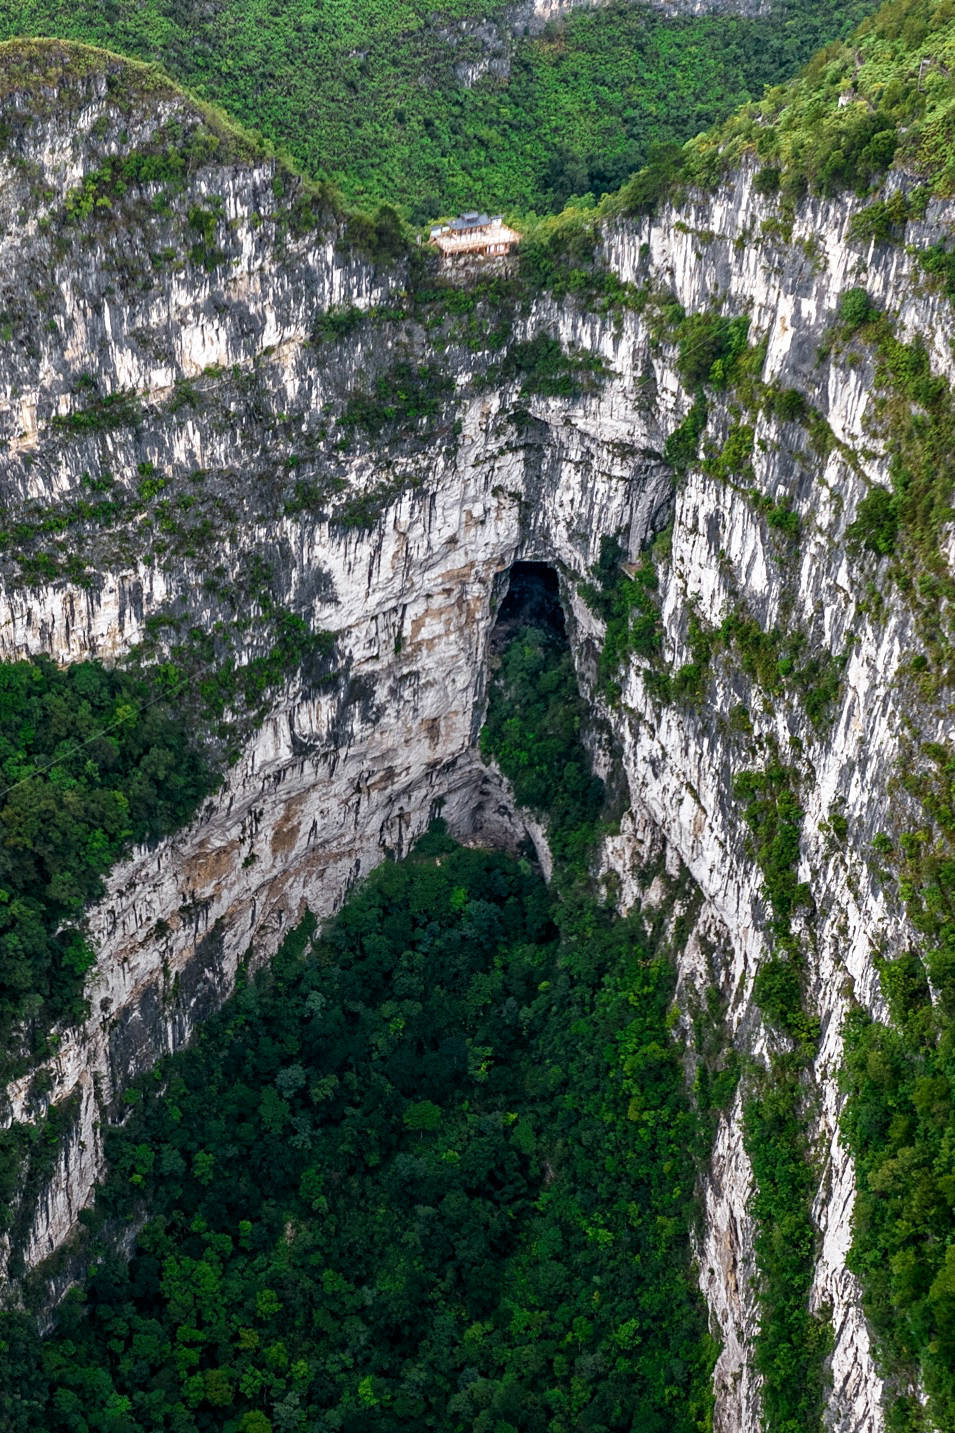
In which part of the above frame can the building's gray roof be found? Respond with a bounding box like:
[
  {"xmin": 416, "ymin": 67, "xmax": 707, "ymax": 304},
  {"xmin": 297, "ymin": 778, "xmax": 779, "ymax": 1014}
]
[{"xmin": 449, "ymin": 212, "xmax": 490, "ymax": 231}]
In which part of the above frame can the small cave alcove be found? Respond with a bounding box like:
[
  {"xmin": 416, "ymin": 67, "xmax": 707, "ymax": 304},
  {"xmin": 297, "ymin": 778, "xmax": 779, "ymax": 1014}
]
[{"xmin": 490, "ymin": 561, "xmax": 566, "ymax": 652}]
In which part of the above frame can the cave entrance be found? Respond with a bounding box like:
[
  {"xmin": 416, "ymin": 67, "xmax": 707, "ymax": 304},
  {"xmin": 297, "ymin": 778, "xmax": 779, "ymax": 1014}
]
[{"xmin": 490, "ymin": 561, "xmax": 565, "ymax": 652}]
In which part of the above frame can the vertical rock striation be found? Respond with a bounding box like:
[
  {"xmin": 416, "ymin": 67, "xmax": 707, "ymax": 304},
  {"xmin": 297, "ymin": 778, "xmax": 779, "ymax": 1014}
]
[{"xmin": 0, "ymin": 47, "xmax": 952, "ymax": 1433}]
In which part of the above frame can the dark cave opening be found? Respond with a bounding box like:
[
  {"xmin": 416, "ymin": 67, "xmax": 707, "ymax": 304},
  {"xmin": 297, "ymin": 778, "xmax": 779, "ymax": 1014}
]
[{"xmin": 491, "ymin": 561, "xmax": 565, "ymax": 650}]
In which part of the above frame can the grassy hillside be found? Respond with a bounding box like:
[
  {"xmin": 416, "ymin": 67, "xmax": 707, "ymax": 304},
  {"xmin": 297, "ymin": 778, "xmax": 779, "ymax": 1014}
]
[
  {"xmin": 0, "ymin": 0, "xmax": 879, "ymax": 217},
  {"xmin": 667, "ymin": 0, "xmax": 955, "ymax": 198}
]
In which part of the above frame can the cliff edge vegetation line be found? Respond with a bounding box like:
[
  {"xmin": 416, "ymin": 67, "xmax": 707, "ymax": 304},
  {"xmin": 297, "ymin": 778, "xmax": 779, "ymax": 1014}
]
[{"xmin": 634, "ymin": 0, "xmax": 955, "ymax": 201}]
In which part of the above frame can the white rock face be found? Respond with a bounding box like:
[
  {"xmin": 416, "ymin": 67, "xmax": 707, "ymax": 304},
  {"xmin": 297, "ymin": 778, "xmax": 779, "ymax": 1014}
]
[{"xmin": 0, "ymin": 63, "xmax": 951, "ymax": 1433}]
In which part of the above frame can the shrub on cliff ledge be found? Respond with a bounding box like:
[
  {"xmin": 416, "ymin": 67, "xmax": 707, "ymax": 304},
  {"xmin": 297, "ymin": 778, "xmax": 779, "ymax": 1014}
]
[
  {"xmin": 839, "ymin": 286, "xmax": 877, "ymax": 330},
  {"xmin": 662, "ymin": 308, "xmax": 752, "ymax": 390},
  {"xmin": 848, "ymin": 485, "xmax": 899, "ymax": 555}
]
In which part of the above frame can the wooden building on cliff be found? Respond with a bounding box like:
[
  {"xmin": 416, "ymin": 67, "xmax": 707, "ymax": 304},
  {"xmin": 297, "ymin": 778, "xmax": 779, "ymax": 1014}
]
[{"xmin": 429, "ymin": 212, "xmax": 521, "ymax": 260}]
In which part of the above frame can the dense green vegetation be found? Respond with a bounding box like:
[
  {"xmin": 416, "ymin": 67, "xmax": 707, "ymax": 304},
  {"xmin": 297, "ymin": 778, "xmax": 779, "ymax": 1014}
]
[
  {"xmin": 567, "ymin": 522, "xmax": 835, "ymax": 1433},
  {"xmin": 0, "ymin": 0, "xmax": 879, "ymax": 217},
  {"xmin": 0, "ymin": 657, "xmax": 210, "ymax": 1072},
  {"xmin": 0, "ymin": 591, "xmax": 333, "ymax": 1071},
  {"xmin": 479, "ymin": 621, "xmax": 604, "ymax": 872},
  {"xmin": 0, "ymin": 838, "xmax": 714, "ymax": 1433},
  {"xmin": 743, "ymin": 1072, "xmax": 830, "ymax": 1433},
  {"xmin": 842, "ymin": 995, "xmax": 955, "ymax": 1431},
  {"xmin": 662, "ymin": 0, "xmax": 955, "ymax": 206},
  {"xmin": 731, "ymin": 760, "xmax": 829, "ymax": 1433},
  {"xmin": 0, "ymin": 605, "xmax": 716, "ymax": 1433},
  {"xmin": 502, "ymin": 560, "xmax": 835, "ymax": 1433},
  {"xmin": 840, "ymin": 746, "xmax": 955, "ymax": 1431}
]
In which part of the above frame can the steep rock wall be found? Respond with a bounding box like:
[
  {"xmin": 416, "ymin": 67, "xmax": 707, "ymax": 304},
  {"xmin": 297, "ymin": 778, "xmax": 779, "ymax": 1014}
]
[
  {"xmin": 0, "ymin": 55, "xmax": 952, "ymax": 1433},
  {"xmin": 601, "ymin": 177, "xmax": 955, "ymax": 1431}
]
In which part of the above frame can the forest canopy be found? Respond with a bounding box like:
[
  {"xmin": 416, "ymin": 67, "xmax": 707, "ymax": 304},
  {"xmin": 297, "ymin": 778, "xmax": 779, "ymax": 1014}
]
[
  {"xmin": 0, "ymin": 657, "xmax": 211, "ymax": 1073},
  {"xmin": 0, "ymin": 0, "xmax": 881, "ymax": 217},
  {"xmin": 0, "ymin": 606, "xmax": 715, "ymax": 1433},
  {"xmin": 0, "ymin": 835, "xmax": 713, "ymax": 1433}
]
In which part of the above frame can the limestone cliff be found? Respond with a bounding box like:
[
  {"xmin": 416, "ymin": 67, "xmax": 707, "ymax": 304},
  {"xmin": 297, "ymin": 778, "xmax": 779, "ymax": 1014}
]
[{"xmin": 0, "ymin": 39, "xmax": 951, "ymax": 1433}]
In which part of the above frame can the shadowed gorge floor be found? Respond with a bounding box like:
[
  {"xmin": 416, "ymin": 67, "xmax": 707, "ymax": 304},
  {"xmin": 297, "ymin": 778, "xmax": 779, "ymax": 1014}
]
[{"xmin": 0, "ymin": 619, "xmax": 713, "ymax": 1433}]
